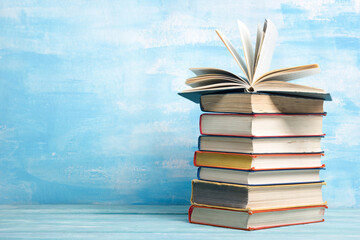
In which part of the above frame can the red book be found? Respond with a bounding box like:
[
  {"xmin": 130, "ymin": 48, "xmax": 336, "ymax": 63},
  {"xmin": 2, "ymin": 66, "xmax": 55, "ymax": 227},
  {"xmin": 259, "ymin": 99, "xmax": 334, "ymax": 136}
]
[{"xmin": 189, "ymin": 205, "xmax": 327, "ymax": 231}]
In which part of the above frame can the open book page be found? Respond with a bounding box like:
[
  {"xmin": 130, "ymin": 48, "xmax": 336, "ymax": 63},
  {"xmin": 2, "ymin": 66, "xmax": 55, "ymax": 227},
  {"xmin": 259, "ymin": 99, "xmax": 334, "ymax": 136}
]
[
  {"xmin": 186, "ymin": 75, "xmax": 245, "ymax": 88},
  {"xmin": 187, "ymin": 74, "xmax": 245, "ymax": 83},
  {"xmin": 178, "ymin": 87, "xmax": 248, "ymax": 103},
  {"xmin": 190, "ymin": 68, "xmax": 245, "ymax": 80},
  {"xmin": 253, "ymin": 19, "xmax": 278, "ymax": 82},
  {"xmin": 255, "ymin": 81, "xmax": 325, "ymax": 93},
  {"xmin": 215, "ymin": 30, "xmax": 250, "ymax": 84},
  {"xmin": 254, "ymin": 24, "xmax": 263, "ymax": 72},
  {"xmin": 237, "ymin": 20, "xmax": 254, "ymax": 83},
  {"xmin": 181, "ymin": 82, "xmax": 246, "ymax": 92},
  {"xmin": 186, "ymin": 79, "xmax": 240, "ymax": 88},
  {"xmin": 254, "ymin": 64, "xmax": 320, "ymax": 83},
  {"xmin": 254, "ymin": 81, "xmax": 331, "ymax": 100}
]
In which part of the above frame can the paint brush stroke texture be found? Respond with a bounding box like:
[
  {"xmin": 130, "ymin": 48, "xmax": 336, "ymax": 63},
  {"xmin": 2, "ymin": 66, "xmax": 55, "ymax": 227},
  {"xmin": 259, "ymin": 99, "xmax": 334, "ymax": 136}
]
[{"xmin": 0, "ymin": 0, "xmax": 359, "ymax": 205}]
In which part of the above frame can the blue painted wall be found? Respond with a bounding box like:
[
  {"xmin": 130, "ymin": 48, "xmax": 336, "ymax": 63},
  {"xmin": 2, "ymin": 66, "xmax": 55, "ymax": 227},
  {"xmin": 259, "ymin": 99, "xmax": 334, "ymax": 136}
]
[{"xmin": 0, "ymin": 0, "xmax": 359, "ymax": 206}]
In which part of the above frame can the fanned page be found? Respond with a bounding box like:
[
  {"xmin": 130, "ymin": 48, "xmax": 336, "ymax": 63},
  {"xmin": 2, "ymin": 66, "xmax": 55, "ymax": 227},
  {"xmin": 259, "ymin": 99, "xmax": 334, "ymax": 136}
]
[
  {"xmin": 253, "ymin": 19, "xmax": 278, "ymax": 82},
  {"xmin": 237, "ymin": 21, "xmax": 254, "ymax": 83},
  {"xmin": 255, "ymin": 81, "xmax": 331, "ymax": 100},
  {"xmin": 186, "ymin": 74, "xmax": 244, "ymax": 83},
  {"xmin": 254, "ymin": 64, "xmax": 320, "ymax": 83},
  {"xmin": 254, "ymin": 24, "xmax": 263, "ymax": 71},
  {"xmin": 215, "ymin": 30, "xmax": 250, "ymax": 83},
  {"xmin": 179, "ymin": 19, "xmax": 332, "ymax": 102},
  {"xmin": 184, "ymin": 68, "xmax": 248, "ymax": 92},
  {"xmin": 181, "ymin": 82, "xmax": 246, "ymax": 92},
  {"xmin": 255, "ymin": 81, "xmax": 325, "ymax": 94},
  {"xmin": 190, "ymin": 68, "xmax": 246, "ymax": 80},
  {"xmin": 186, "ymin": 74, "xmax": 245, "ymax": 88}
]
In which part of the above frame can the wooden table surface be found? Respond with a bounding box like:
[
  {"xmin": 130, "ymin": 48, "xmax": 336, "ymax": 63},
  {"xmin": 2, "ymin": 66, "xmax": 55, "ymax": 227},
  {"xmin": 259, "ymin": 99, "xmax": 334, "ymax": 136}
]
[{"xmin": 0, "ymin": 205, "xmax": 358, "ymax": 239}]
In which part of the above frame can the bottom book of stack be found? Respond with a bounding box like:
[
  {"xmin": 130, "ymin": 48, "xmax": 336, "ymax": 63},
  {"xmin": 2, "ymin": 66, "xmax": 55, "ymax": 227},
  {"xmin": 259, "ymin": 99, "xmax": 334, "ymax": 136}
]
[{"xmin": 189, "ymin": 205, "xmax": 327, "ymax": 231}]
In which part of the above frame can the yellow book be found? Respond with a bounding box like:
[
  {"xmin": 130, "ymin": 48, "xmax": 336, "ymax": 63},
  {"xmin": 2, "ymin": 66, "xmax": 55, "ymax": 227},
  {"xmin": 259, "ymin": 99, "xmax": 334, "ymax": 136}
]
[{"xmin": 194, "ymin": 151, "xmax": 324, "ymax": 170}]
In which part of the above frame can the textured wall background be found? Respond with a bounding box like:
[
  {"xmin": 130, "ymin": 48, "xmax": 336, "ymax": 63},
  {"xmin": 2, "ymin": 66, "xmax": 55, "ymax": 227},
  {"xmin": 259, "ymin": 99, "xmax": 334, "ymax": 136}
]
[{"xmin": 0, "ymin": 0, "xmax": 359, "ymax": 205}]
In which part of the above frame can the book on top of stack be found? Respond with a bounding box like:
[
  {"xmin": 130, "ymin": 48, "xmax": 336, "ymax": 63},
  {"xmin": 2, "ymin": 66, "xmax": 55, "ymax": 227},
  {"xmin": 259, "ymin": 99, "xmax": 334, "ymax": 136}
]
[{"xmin": 179, "ymin": 19, "xmax": 331, "ymax": 231}]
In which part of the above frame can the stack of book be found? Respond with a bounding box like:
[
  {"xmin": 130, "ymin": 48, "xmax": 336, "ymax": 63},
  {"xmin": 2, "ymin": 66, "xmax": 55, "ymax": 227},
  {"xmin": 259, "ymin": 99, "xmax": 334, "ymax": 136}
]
[
  {"xmin": 179, "ymin": 20, "xmax": 331, "ymax": 231},
  {"xmin": 189, "ymin": 92, "xmax": 327, "ymax": 230}
]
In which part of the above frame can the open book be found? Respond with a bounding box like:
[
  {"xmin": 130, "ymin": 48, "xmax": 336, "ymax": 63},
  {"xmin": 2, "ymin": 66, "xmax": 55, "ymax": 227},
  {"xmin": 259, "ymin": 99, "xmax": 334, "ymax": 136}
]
[{"xmin": 179, "ymin": 19, "xmax": 331, "ymax": 103}]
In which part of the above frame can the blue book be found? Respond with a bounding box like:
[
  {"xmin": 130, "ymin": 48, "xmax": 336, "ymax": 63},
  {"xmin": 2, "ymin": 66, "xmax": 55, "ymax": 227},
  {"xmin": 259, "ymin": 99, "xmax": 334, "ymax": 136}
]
[
  {"xmin": 197, "ymin": 92, "xmax": 329, "ymax": 114},
  {"xmin": 179, "ymin": 90, "xmax": 331, "ymax": 105},
  {"xmin": 197, "ymin": 167, "xmax": 325, "ymax": 186}
]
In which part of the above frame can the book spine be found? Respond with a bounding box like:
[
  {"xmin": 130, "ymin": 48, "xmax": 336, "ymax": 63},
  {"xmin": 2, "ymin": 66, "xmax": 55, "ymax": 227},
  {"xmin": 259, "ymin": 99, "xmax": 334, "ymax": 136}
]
[
  {"xmin": 188, "ymin": 205, "xmax": 194, "ymax": 223},
  {"xmin": 193, "ymin": 151, "xmax": 199, "ymax": 167},
  {"xmin": 199, "ymin": 114, "xmax": 204, "ymax": 135},
  {"xmin": 199, "ymin": 98, "xmax": 205, "ymax": 112}
]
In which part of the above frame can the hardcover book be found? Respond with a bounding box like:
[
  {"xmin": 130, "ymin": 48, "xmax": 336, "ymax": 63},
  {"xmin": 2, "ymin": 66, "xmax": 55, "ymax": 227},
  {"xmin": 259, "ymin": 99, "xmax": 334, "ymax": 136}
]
[
  {"xmin": 197, "ymin": 167, "xmax": 324, "ymax": 186},
  {"xmin": 189, "ymin": 205, "xmax": 327, "ymax": 231},
  {"xmin": 191, "ymin": 179, "xmax": 326, "ymax": 210},
  {"xmin": 200, "ymin": 113, "xmax": 325, "ymax": 137},
  {"xmin": 198, "ymin": 135, "xmax": 323, "ymax": 154},
  {"xmin": 193, "ymin": 151, "xmax": 325, "ymax": 170},
  {"xmin": 199, "ymin": 93, "xmax": 326, "ymax": 114}
]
